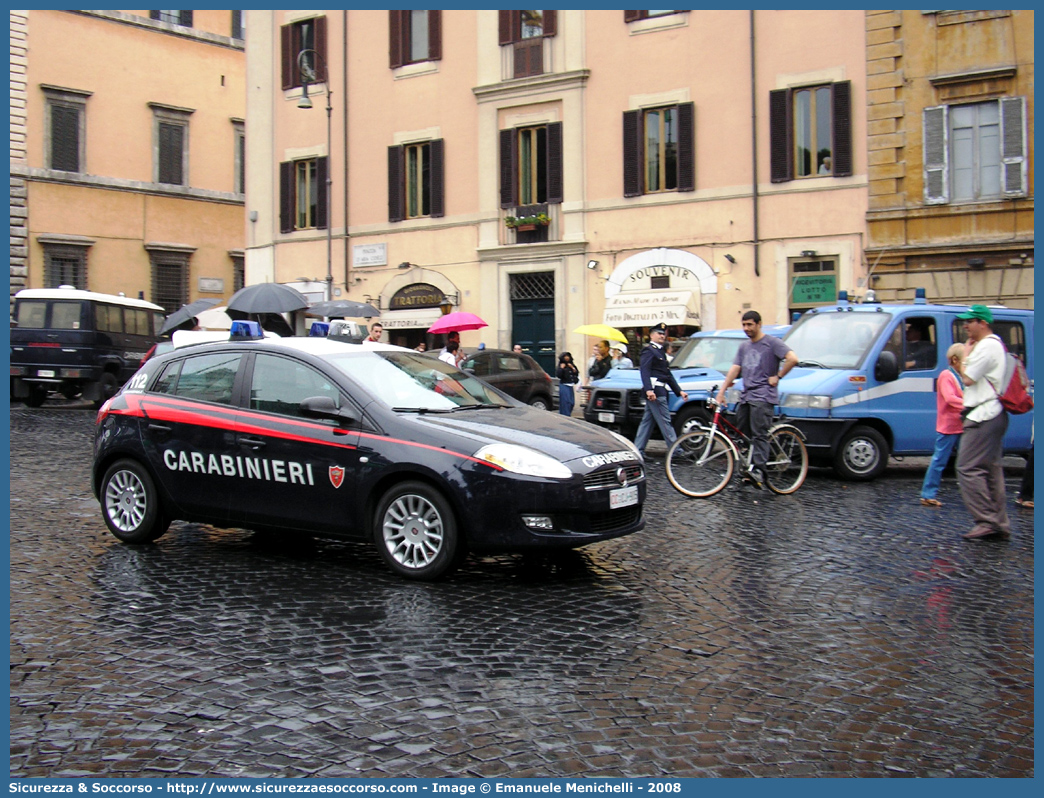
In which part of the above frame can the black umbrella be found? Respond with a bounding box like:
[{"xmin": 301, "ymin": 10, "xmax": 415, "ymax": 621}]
[
  {"xmin": 159, "ymin": 298, "xmax": 221, "ymax": 335},
  {"xmin": 226, "ymin": 283, "xmax": 309, "ymax": 314},
  {"xmin": 305, "ymin": 299, "xmax": 380, "ymax": 319}
]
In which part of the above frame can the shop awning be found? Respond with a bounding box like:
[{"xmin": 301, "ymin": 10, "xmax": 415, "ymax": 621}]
[
  {"xmin": 603, "ymin": 290, "xmax": 700, "ymax": 327},
  {"xmin": 378, "ymin": 309, "xmax": 443, "ymax": 329}
]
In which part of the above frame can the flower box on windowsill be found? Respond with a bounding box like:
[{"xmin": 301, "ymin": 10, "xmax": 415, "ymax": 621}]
[
  {"xmin": 504, "ymin": 212, "xmax": 550, "ymax": 230},
  {"xmin": 515, "ymin": 223, "xmax": 537, "ymax": 232}
]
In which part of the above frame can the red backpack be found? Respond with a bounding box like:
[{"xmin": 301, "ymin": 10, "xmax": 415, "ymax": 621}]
[{"xmin": 989, "ymin": 337, "xmax": 1034, "ymax": 415}]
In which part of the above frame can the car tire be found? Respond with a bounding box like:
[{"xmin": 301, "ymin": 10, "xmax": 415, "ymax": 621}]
[
  {"xmin": 100, "ymin": 458, "xmax": 170, "ymax": 544},
  {"xmin": 374, "ymin": 480, "xmax": 461, "ymax": 580},
  {"xmin": 93, "ymin": 372, "xmax": 119, "ymax": 409},
  {"xmin": 528, "ymin": 395, "xmax": 551, "ymax": 411},
  {"xmin": 833, "ymin": 425, "xmax": 889, "ymax": 481},
  {"xmin": 24, "ymin": 385, "xmax": 48, "ymax": 408},
  {"xmin": 674, "ymin": 404, "xmax": 711, "ymax": 436}
]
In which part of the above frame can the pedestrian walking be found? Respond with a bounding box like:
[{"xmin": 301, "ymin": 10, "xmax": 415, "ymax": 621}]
[
  {"xmin": 634, "ymin": 322, "xmax": 688, "ymax": 460},
  {"xmin": 715, "ymin": 310, "xmax": 798, "ymax": 489},
  {"xmin": 954, "ymin": 305, "xmax": 1012, "ymax": 539},
  {"xmin": 919, "ymin": 344, "xmax": 965, "ymax": 507},
  {"xmin": 588, "ymin": 340, "xmax": 613, "ymax": 382},
  {"xmin": 556, "ymin": 352, "xmax": 579, "ymax": 417},
  {"xmin": 439, "ymin": 340, "xmax": 460, "ymax": 367}
]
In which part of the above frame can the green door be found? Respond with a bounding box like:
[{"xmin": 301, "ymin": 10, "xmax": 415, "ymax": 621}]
[{"xmin": 512, "ymin": 297, "xmax": 555, "ymax": 374}]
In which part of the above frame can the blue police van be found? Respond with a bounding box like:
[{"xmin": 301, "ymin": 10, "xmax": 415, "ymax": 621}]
[{"xmin": 775, "ymin": 290, "xmax": 1033, "ymax": 480}]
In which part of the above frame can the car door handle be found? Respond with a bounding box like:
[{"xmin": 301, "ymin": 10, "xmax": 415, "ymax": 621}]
[
  {"xmin": 147, "ymin": 423, "xmax": 172, "ymax": 433},
  {"xmin": 238, "ymin": 436, "xmax": 267, "ymax": 450}
]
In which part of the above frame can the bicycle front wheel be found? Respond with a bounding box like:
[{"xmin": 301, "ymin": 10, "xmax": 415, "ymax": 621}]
[
  {"xmin": 764, "ymin": 427, "xmax": 808, "ymax": 494},
  {"xmin": 666, "ymin": 430, "xmax": 735, "ymax": 498}
]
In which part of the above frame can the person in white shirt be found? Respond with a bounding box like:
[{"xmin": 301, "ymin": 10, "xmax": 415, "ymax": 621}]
[
  {"xmin": 439, "ymin": 340, "xmax": 460, "ymax": 367},
  {"xmin": 610, "ymin": 344, "xmax": 633, "ymax": 369},
  {"xmin": 954, "ymin": 305, "xmax": 1011, "ymax": 540}
]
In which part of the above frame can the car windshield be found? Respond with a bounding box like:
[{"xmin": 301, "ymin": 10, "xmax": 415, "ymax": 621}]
[
  {"xmin": 325, "ymin": 351, "xmax": 512, "ymax": 411},
  {"xmin": 783, "ymin": 311, "xmax": 894, "ymax": 369},
  {"xmin": 670, "ymin": 336, "xmax": 744, "ymax": 372}
]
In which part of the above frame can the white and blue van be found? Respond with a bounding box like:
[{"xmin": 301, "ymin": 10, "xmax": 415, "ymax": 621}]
[{"xmin": 775, "ymin": 290, "xmax": 1033, "ymax": 480}]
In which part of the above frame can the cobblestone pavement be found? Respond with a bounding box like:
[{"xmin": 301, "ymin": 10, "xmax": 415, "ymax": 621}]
[{"xmin": 10, "ymin": 403, "xmax": 1034, "ymax": 778}]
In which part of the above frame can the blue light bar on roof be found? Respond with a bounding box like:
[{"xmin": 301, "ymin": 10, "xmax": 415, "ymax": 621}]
[
  {"xmin": 309, "ymin": 321, "xmax": 330, "ymax": 337},
  {"xmin": 229, "ymin": 320, "xmax": 264, "ymax": 340}
]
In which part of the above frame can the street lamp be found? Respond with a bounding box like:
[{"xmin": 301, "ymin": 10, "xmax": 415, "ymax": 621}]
[{"xmin": 297, "ymin": 48, "xmax": 333, "ymax": 303}]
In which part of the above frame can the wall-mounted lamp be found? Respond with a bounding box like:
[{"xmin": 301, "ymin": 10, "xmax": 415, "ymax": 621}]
[
  {"xmin": 586, "ymin": 259, "xmax": 599, "ymax": 270},
  {"xmin": 967, "ymin": 258, "xmax": 986, "ymax": 270},
  {"xmin": 800, "ymin": 250, "xmax": 817, "ymax": 258},
  {"xmin": 724, "ymin": 253, "xmax": 736, "ymax": 264},
  {"xmin": 398, "ymin": 261, "xmax": 412, "ymax": 270},
  {"xmin": 439, "ymin": 292, "xmax": 459, "ymax": 315}
]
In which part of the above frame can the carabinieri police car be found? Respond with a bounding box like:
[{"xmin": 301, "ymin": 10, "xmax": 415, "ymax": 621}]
[{"xmin": 92, "ymin": 321, "xmax": 645, "ymax": 579}]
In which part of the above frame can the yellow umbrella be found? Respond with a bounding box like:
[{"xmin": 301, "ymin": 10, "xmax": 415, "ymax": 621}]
[{"xmin": 573, "ymin": 323, "xmax": 629, "ymax": 344}]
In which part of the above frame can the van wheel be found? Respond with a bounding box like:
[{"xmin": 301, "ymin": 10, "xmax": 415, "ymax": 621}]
[
  {"xmin": 834, "ymin": 426, "xmax": 889, "ymax": 481},
  {"xmin": 92, "ymin": 372, "xmax": 119, "ymax": 408},
  {"xmin": 24, "ymin": 385, "xmax": 48, "ymax": 408},
  {"xmin": 101, "ymin": 459, "xmax": 170, "ymax": 543},
  {"xmin": 674, "ymin": 405, "xmax": 711, "ymax": 436},
  {"xmin": 374, "ymin": 481, "xmax": 461, "ymax": 580},
  {"xmin": 60, "ymin": 384, "xmax": 81, "ymax": 400}
]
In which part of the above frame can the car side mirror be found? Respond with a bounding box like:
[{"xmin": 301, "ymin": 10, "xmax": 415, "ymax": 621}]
[
  {"xmin": 875, "ymin": 350, "xmax": 899, "ymax": 382},
  {"xmin": 463, "ymin": 367, "xmax": 475, "ymax": 375},
  {"xmin": 300, "ymin": 395, "xmax": 359, "ymax": 424}
]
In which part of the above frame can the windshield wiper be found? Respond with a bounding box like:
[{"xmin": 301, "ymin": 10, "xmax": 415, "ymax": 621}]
[
  {"xmin": 797, "ymin": 360, "xmax": 827, "ymax": 369},
  {"xmin": 391, "ymin": 406, "xmax": 454, "ymax": 414},
  {"xmin": 450, "ymin": 403, "xmax": 502, "ymax": 411}
]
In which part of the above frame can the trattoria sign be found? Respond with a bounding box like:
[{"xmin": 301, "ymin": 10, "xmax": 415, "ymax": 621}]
[{"xmin": 389, "ymin": 283, "xmax": 447, "ymax": 311}]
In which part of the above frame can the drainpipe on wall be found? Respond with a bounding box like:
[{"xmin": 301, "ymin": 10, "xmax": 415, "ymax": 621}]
[
  {"xmin": 343, "ymin": 10, "xmax": 351, "ymax": 292},
  {"xmin": 750, "ymin": 9, "xmax": 760, "ymax": 278}
]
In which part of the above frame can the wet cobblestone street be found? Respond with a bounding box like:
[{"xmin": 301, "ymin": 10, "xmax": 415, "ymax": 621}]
[{"xmin": 9, "ymin": 404, "xmax": 1035, "ymax": 778}]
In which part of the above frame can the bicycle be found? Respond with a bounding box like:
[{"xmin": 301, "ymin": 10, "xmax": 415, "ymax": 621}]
[{"xmin": 665, "ymin": 396, "xmax": 809, "ymax": 498}]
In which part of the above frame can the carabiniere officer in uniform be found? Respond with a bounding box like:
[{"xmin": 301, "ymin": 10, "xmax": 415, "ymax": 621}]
[{"xmin": 634, "ymin": 322, "xmax": 688, "ymax": 460}]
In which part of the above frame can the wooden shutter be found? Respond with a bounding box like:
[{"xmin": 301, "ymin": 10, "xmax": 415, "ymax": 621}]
[
  {"xmin": 546, "ymin": 122, "xmax": 563, "ymax": 204},
  {"xmin": 923, "ymin": 105, "xmax": 948, "ymax": 204},
  {"xmin": 279, "ymin": 161, "xmax": 294, "ymax": 233},
  {"xmin": 281, "ymin": 25, "xmax": 293, "ymax": 90},
  {"xmin": 315, "ymin": 156, "xmax": 329, "ymax": 230},
  {"xmin": 389, "ymin": 11, "xmax": 403, "ymax": 69},
  {"xmin": 158, "ymin": 123, "xmax": 183, "ymax": 185},
  {"xmin": 429, "ymin": 139, "xmax": 445, "ymax": 218},
  {"xmin": 514, "ymin": 38, "xmax": 542, "ymax": 78},
  {"xmin": 499, "ymin": 11, "xmax": 515, "ymax": 45},
  {"xmin": 499, "ymin": 129, "xmax": 517, "ymax": 208},
  {"xmin": 314, "ymin": 16, "xmax": 328, "ymax": 82},
  {"xmin": 831, "ymin": 81, "xmax": 853, "ymax": 177},
  {"xmin": 231, "ymin": 10, "xmax": 242, "ymax": 39},
  {"xmin": 769, "ymin": 88, "xmax": 792, "ymax": 183},
  {"xmin": 622, "ymin": 110, "xmax": 641, "ymax": 197},
  {"xmin": 51, "ymin": 105, "xmax": 79, "ymax": 172},
  {"xmin": 428, "ymin": 10, "xmax": 442, "ymax": 61},
  {"xmin": 1000, "ymin": 96, "xmax": 1026, "ymax": 197},
  {"xmin": 677, "ymin": 102, "xmax": 695, "ymax": 191},
  {"xmin": 149, "ymin": 11, "xmax": 160, "ymax": 21},
  {"xmin": 388, "ymin": 146, "xmax": 405, "ymax": 222},
  {"xmin": 543, "ymin": 10, "xmax": 557, "ymax": 37},
  {"xmin": 179, "ymin": 11, "xmax": 193, "ymax": 27},
  {"xmin": 624, "ymin": 11, "xmax": 642, "ymax": 23}
]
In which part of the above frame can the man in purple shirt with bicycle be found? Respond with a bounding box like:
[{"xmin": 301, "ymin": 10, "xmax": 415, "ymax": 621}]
[{"xmin": 715, "ymin": 310, "xmax": 798, "ymax": 489}]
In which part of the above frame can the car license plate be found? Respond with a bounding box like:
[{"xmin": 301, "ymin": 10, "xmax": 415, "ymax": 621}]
[
  {"xmin": 37, "ymin": 370, "xmax": 55, "ymax": 378},
  {"xmin": 609, "ymin": 485, "xmax": 638, "ymax": 509},
  {"xmin": 598, "ymin": 412, "xmax": 615, "ymax": 423}
]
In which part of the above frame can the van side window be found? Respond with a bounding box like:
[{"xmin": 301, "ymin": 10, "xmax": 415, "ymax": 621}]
[
  {"xmin": 51, "ymin": 301, "xmax": 84, "ymax": 330},
  {"xmin": 96, "ymin": 304, "xmax": 124, "ymax": 333},
  {"xmin": 16, "ymin": 301, "xmax": 48, "ymax": 328},
  {"xmin": 954, "ymin": 319, "xmax": 1026, "ymax": 364},
  {"xmin": 173, "ymin": 352, "xmax": 243, "ymax": 405},
  {"xmin": 902, "ymin": 317, "xmax": 936, "ymax": 371},
  {"xmin": 127, "ymin": 308, "xmax": 150, "ymax": 336}
]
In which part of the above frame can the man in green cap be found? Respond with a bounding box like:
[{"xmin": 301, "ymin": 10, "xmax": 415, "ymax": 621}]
[{"xmin": 954, "ymin": 304, "xmax": 1011, "ymax": 539}]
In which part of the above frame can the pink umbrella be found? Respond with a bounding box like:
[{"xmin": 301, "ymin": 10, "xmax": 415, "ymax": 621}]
[{"xmin": 427, "ymin": 311, "xmax": 488, "ymax": 334}]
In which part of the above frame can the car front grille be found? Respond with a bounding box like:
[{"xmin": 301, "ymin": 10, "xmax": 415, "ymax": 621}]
[
  {"xmin": 588, "ymin": 505, "xmax": 642, "ymax": 534},
  {"xmin": 583, "ymin": 464, "xmax": 644, "ymax": 491},
  {"xmin": 589, "ymin": 391, "xmax": 622, "ymax": 412}
]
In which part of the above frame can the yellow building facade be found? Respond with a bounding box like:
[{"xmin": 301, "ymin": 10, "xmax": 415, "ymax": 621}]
[
  {"xmin": 865, "ymin": 10, "xmax": 1034, "ymax": 308},
  {"xmin": 11, "ymin": 10, "xmax": 246, "ymax": 313},
  {"xmin": 247, "ymin": 10, "xmax": 870, "ymax": 369}
]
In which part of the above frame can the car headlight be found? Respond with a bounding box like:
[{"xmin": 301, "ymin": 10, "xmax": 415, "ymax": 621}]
[
  {"xmin": 474, "ymin": 443, "xmax": 572, "ymax": 479},
  {"xmin": 782, "ymin": 394, "xmax": 832, "ymax": 409},
  {"xmin": 607, "ymin": 430, "xmax": 641, "ymax": 458}
]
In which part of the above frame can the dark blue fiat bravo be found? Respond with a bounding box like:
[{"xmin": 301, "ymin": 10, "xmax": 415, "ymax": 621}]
[{"xmin": 92, "ymin": 323, "xmax": 645, "ymax": 579}]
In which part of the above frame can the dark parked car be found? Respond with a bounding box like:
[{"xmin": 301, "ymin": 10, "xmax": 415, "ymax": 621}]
[
  {"xmin": 92, "ymin": 324, "xmax": 645, "ymax": 580},
  {"xmin": 457, "ymin": 348, "xmax": 556, "ymax": 410}
]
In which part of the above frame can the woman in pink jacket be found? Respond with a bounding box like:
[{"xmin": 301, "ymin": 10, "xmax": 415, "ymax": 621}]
[{"xmin": 920, "ymin": 344, "xmax": 965, "ymax": 506}]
